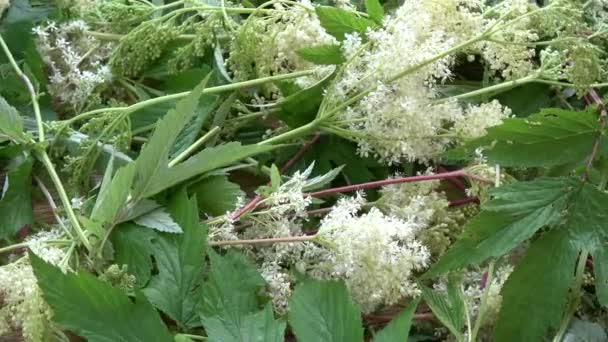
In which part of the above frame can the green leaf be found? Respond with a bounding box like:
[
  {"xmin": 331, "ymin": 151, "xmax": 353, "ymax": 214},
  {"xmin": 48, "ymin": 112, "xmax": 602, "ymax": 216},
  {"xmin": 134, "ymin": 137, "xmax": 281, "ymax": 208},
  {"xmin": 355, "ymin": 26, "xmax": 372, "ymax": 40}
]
[
  {"xmin": 563, "ymin": 319, "xmax": 608, "ymax": 342},
  {"xmin": 0, "ymin": 154, "xmax": 33, "ymax": 239},
  {"xmin": 91, "ymin": 162, "xmax": 136, "ymax": 225},
  {"xmin": 132, "ymin": 76, "xmax": 210, "ymax": 201},
  {"xmin": 143, "ymin": 190, "xmax": 207, "ymax": 329},
  {"xmin": 190, "ymin": 175, "xmax": 244, "ymax": 216},
  {"xmin": 111, "ymin": 223, "xmax": 156, "ymax": 288},
  {"xmin": 0, "ymin": 95, "xmax": 25, "ymax": 142},
  {"xmin": 364, "ymin": 0, "xmax": 384, "ymax": 23},
  {"xmin": 315, "ymin": 6, "xmax": 375, "ymax": 41},
  {"xmin": 296, "ymin": 45, "xmax": 345, "ymax": 65},
  {"xmin": 142, "ymin": 142, "xmax": 277, "ymax": 198},
  {"xmin": 288, "ymin": 279, "xmax": 363, "ymax": 342},
  {"xmin": 30, "ymin": 252, "xmax": 173, "ymax": 342},
  {"xmin": 420, "ymin": 276, "xmax": 465, "ymax": 340},
  {"xmin": 278, "ymin": 73, "xmax": 332, "ymax": 128},
  {"xmin": 204, "ymin": 304, "xmax": 285, "ymax": 342},
  {"xmin": 374, "ymin": 298, "xmax": 420, "ymax": 342},
  {"xmin": 425, "ymin": 177, "xmax": 579, "ymax": 278},
  {"xmin": 447, "ymin": 108, "xmax": 601, "ymax": 167},
  {"xmin": 494, "ymin": 229, "xmax": 578, "ymax": 342},
  {"xmin": 134, "ymin": 207, "xmax": 183, "ymax": 233},
  {"xmin": 199, "ymin": 250, "xmax": 266, "ymax": 320}
]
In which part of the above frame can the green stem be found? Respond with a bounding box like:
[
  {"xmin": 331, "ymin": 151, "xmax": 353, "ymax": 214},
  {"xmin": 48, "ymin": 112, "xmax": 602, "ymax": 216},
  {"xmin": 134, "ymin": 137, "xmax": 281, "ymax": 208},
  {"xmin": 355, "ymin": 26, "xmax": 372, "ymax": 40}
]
[
  {"xmin": 178, "ymin": 334, "xmax": 208, "ymax": 341},
  {"xmin": 470, "ymin": 261, "xmax": 496, "ymax": 341},
  {"xmin": 0, "ymin": 34, "xmax": 44, "ymax": 142},
  {"xmin": 37, "ymin": 151, "xmax": 92, "ymax": 251},
  {"xmin": 553, "ymin": 249, "xmax": 589, "ymax": 342},
  {"xmin": 0, "ymin": 242, "xmax": 29, "ymax": 254},
  {"xmin": 168, "ymin": 126, "xmax": 221, "ymax": 167},
  {"xmin": 436, "ymin": 74, "xmax": 538, "ymax": 103},
  {"xmin": 257, "ymin": 119, "xmax": 320, "ymax": 145},
  {"xmin": 65, "ymin": 70, "xmax": 315, "ymax": 125}
]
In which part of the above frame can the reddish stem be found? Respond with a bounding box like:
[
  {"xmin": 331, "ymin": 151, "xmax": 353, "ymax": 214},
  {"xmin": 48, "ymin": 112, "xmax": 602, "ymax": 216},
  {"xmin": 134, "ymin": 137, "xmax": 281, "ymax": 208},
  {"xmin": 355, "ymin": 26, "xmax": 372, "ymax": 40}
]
[
  {"xmin": 230, "ymin": 134, "xmax": 321, "ymax": 221},
  {"xmin": 448, "ymin": 196, "xmax": 480, "ymax": 208},
  {"xmin": 437, "ymin": 165, "xmax": 467, "ymax": 192},
  {"xmin": 306, "ymin": 170, "xmax": 489, "ymax": 198}
]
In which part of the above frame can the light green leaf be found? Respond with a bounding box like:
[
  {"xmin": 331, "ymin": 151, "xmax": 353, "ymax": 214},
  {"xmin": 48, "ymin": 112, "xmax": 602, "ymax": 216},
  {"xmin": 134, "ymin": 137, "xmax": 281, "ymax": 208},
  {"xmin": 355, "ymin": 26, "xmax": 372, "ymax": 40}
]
[
  {"xmin": 494, "ymin": 229, "xmax": 578, "ymax": 342},
  {"xmin": 420, "ymin": 276, "xmax": 465, "ymax": 340},
  {"xmin": 142, "ymin": 142, "xmax": 277, "ymax": 198},
  {"xmin": 190, "ymin": 175, "xmax": 244, "ymax": 216},
  {"xmin": 91, "ymin": 162, "xmax": 136, "ymax": 224},
  {"xmin": 374, "ymin": 298, "xmax": 420, "ymax": 342},
  {"xmin": 135, "ymin": 207, "xmax": 183, "ymax": 233},
  {"xmin": 143, "ymin": 190, "xmax": 207, "ymax": 329},
  {"xmin": 424, "ymin": 177, "xmax": 579, "ymax": 278},
  {"xmin": 288, "ymin": 279, "xmax": 363, "ymax": 342},
  {"xmin": 447, "ymin": 108, "xmax": 601, "ymax": 167},
  {"xmin": 132, "ymin": 76, "xmax": 210, "ymax": 201},
  {"xmin": 296, "ymin": 45, "xmax": 345, "ymax": 65},
  {"xmin": 204, "ymin": 304, "xmax": 285, "ymax": 342},
  {"xmin": 111, "ymin": 223, "xmax": 156, "ymax": 288},
  {"xmin": 563, "ymin": 319, "xmax": 608, "ymax": 342},
  {"xmin": 0, "ymin": 95, "xmax": 25, "ymax": 142},
  {"xmin": 315, "ymin": 6, "xmax": 375, "ymax": 41},
  {"xmin": 364, "ymin": 0, "xmax": 384, "ymax": 23},
  {"xmin": 30, "ymin": 252, "xmax": 173, "ymax": 342},
  {"xmin": 0, "ymin": 154, "xmax": 33, "ymax": 239}
]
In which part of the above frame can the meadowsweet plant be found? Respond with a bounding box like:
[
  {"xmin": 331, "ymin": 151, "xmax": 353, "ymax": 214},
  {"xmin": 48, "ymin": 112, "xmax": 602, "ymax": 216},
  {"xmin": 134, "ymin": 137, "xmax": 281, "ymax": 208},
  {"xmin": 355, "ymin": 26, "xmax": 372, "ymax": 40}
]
[{"xmin": 1, "ymin": 0, "xmax": 608, "ymax": 341}]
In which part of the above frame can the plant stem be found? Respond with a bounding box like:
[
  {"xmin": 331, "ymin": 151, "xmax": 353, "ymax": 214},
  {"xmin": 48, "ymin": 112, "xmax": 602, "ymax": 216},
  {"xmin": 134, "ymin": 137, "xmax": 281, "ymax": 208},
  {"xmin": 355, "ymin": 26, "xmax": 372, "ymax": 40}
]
[
  {"xmin": 436, "ymin": 74, "xmax": 538, "ymax": 103},
  {"xmin": 0, "ymin": 34, "xmax": 44, "ymax": 142},
  {"xmin": 582, "ymin": 90, "xmax": 607, "ymax": 181},
  {"xmin": 470, "ymin": 261, "xmax": 496, "ymax": 341},
  {"xmin": 168, "ymin": 126, "xmax": 221, "ymax": 167},
  {"xmin": 37, "ymin": 151, "xmax": 92, "ymax": 251},
  {"xmin": 553, "ymin": 249, "xmax": 589, "ymax": 342},
  {"xmin": 34, "ymin": 176, "xmax": 74, "ymax": 238},
  {"xmin": 305, "ymin": 170, "xmax": 491, "ymax": 198},
  {"xmin": 0, "ymin": 242, "xmax": 29, "ymax": 254},
  {"xmin": 257, "ymin": 119, "xmax": 320, "ymax": 145},
  {"xmin": 65, "ymin": 70, "xmax": 315, "ymax": 125},
  {"xmin": 178, "ymin": 334, "xmax": 208, "ymax": 341},
  {"xmin": 210, "ymin": 234, "xmax": 316, "ymax": 247}
]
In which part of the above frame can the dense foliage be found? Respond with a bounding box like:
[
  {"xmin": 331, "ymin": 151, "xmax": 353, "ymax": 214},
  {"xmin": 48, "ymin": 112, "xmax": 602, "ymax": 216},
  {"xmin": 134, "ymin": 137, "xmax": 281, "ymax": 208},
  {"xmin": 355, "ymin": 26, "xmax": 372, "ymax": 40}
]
[{"xmin": 1, "ymin": 0, "xmax": 608, "ymax": 341}]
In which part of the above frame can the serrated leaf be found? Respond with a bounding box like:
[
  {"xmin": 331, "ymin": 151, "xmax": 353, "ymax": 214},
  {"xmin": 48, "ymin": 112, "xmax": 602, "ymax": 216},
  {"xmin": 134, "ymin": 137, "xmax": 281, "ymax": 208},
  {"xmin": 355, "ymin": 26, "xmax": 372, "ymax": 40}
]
[
  {"xmin": 296, "ymin": 45, "xmax": 345, "ymax": 65},
  {"xmin": 142, "ymin": 142, "xmax": 277, "ymax": 198},
  {"xmin": 111, "ymin": 223, "xmax": 156, "ymax": 288},
  {"xmin": 132, "ymin": 76, "xmax": 210, "ymax": 201},
  {"xmin": 135, "ymin": 207, "xmax": 183, "ymax": 233},
  {"xmin": 288, "ymin": 279, "xmax": 363, "ymax": 342},
  {"xmin": 0, "ymin": 154, "xmax": 33, "ymax": 239},
  {"xmin": 204, "ymin": 304, "xmax": 285, "ymax": 342},
  {"xmin": 374, "ymin": 298, "xmax": 420, "ymax": 342},
  {"xmin": 91, "ymin": 162, "xmax": 136, "ymax": 224},
  {"xmin": 425, "ymin": 177, "xmax": 579, "ymax": 278},
  {"xmin": 364, "ymin": 0, "xmax": 384, "ymax": 23},
  {"xmin": 315, "ymin": 6, "xmax": 375, "ymax": 41},
  {"xmin": 0, "ymin": 95, "xmax": 25, "ymax": 142},
  {"xmin": 420, "ymin": 276, "xmax": 465, "ymax": 340},
  {"xmin": 190, "ymin": 175, "xmax": 244, "ymax": 216},
  {"xmin": 302, "ymin": 165, "xmax": 344, "ymax": 191},
  {"xmin": 30, "ymin": 252, "xmax": 173, "ymax": 342},
  {"xmin": 447, "ymin": 108, "xmax": 601, "ymax": 166},
  {"xmin": 278, "ymin": 72, "xmax": 332, "ymax": 128},
  {"xmin": 494, "ymin": 229, "xmax": 578, "ymax": 342},
  {"xmin": 143, "ymin": 190, "xmax": 207, "ymax": 329}
]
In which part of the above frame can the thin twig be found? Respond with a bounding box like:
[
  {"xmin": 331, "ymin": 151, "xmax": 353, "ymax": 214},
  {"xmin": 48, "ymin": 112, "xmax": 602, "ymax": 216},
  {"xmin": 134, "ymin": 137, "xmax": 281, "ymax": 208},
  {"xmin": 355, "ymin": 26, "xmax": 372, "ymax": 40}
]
[
  {"xmin": 448, "ymin": 197, "xmax": 480, "ymax": 208},
  {"xmin": 209, "ymin": 235, "xmax": 316, "ymax": 247},
  {"xmin": 583, "ymin": 89, "xmax": 607, "ymax": 181}
]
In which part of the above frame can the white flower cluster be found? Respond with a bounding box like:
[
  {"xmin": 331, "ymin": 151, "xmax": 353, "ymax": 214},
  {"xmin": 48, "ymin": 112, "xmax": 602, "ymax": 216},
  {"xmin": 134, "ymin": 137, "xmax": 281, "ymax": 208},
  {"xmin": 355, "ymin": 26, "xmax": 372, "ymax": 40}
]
[
  {"xmin": 316, "ymin": 195, "xmax": 430, "ymax": 313},
  {"xmin": 0, "ymin": 231, "xmax": 66, "ymax": 341},
  {"xmin": 33, "ymin": 20, "xmax": 113, "ymax": 111},
  {"xmin": 330, "ymin": 1, "xmax": 512, "ymax": 164},
  {"xmin": 462, "ymin": 264, "xmax": 513, "ymax": 324}
]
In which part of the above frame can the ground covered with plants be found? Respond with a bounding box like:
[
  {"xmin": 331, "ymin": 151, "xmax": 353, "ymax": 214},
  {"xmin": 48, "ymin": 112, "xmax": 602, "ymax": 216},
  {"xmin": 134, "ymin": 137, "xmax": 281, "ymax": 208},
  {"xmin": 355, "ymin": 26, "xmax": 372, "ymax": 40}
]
[{"xmin": 1, "ymin": 0, "xmax": 608, "ymax": 341}]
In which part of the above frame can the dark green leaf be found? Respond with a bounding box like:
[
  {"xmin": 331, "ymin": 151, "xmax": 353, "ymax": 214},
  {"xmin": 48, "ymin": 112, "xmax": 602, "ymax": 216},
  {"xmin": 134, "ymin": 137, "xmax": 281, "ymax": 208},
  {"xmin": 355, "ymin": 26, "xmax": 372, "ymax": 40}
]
[
  {"xmin": 204, "ymin": 304, "xmax": 285, "ymax": 342},
  {"xmin": 143, "ymin": 190, "xmax": 207, "ymax": 329},
  {"xmin": 0, "ymin": 154, "xmax": 33, "ymax": 239},
  {"xmin": 278, "ymin": 74, "xmax": 332, "ymax": 128},
  {"xmin": 315, "ymin": 6, "xmax": 375, "ymax": 40},
  {"xmin": 296, "ymin": 45, "xmax": 345, "ymax": 65},
  {"xmin": 364, "ymin": 0, "xmax": 384, "ymax": 23},
  {"xmin": 0, "ymin": 95, "xmax": 25, "ymax": 142},
  {"xmin": 288, "ymin": 279, "xmax": 363, "ymax": 342},
  {"xmin": 190, "ymin": 175, "xmax": 244, "ymax": 216},
  {"xmin": 420, "ymin": 276, "xmax": 465, "ymax": 340},
  {"xmin": 446, "ymin": 108, "xmax": 600, "ymax": 167},
  {"xmin": 30, "ymin": 252, "xmax": 173, "ymax": 342},
  {"xmin": 494, "ymin": 229, "xmax": 578, "ymax": 342},
  {"xmin": 425, "ymin": 177, "xmax": 579, "ymax": 278},
  {"xmin": 134, "ymin": 207, "xmax": 183, "ymax": 233},
  {"xmin": 111, "ymin": 223, "xmax": 156, "ymax": 288},
  {"xmin": 91, "ymin": 162, "xmax": 136, "ymax": 225},
  {"xmin": 374, "ymin": 298, "xmax": 420, "ymax": 342}
]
